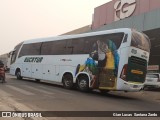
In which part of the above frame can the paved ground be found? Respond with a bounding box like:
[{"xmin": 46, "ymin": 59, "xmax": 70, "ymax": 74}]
[{"xmin": 0, "ymin": 73, "xmax": 160, "ymax": 120}]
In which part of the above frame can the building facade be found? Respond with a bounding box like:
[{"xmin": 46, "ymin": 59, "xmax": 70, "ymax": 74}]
[{"xmin": 91, "ymin": 0, "xmax": 160, "ymax": 72}]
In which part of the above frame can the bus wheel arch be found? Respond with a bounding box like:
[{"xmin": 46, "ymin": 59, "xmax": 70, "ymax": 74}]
[
  {"xmin": 15, "ymin": 68, "xmax": 23, "ymax": 80},
  {"xmin": 62, "ymin": 72, "xmax": 74, "ymax": 89},
  {"xmin": 76, "ymin": 74, "xmax": 90, "ymax": 92}
]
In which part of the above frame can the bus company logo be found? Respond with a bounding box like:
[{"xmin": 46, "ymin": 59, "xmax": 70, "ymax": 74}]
[
  {"xmin": 61, "ymin": 59, "xmax": 72, "ymax": 62},
  {"xmin": 24, "ymin": 57, "xmax": 43, "ymax": 63},
  {"xmin": 131, "ymin": 49, "xmax": 137, "ymax": 54},
  {"xmin": 141, "ymin": 52, "xmax": 147, "ymax": 59},
  {"xmin": 143, "ymin": 52, "xmax": 147, "ymax": 56},
  {"xmin": 141, "ymin": 54, "xmax": 147, "ymax": 59},
  {"xmin": 114, "ymin": 0, "xmax": 136, "ymax": 21}
]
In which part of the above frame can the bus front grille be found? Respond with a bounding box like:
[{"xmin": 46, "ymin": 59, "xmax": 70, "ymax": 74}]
[
  {"xmin": 130, "ymin": 56, "xmax": 146, "ymax": 66},
  {"xmin": 126, "ymin": 56, "xmax": 147, "ymax": 83}
]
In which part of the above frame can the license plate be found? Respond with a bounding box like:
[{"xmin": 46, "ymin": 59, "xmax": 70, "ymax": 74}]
[
  {"xmin": 147, "ymin": 80, "xmax": 153, "ymax": 82},
  {"xmin": 133, "ymin": 85, "xmax": 138, "ymax": 88},
  {"xmin": 131, "ymin": 70, "xmax": 143, "ymax": 75}
]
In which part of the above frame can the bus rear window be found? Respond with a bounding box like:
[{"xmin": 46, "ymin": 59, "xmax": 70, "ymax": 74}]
[{"xmin": 131, "ymin": 30, "xmax": 150, "ymax": 52}]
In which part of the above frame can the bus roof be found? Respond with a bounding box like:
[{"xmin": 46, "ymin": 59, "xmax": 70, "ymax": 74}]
[{"xmin": 23, "ymin": 28, "xmax": 131, "ymax": 44}]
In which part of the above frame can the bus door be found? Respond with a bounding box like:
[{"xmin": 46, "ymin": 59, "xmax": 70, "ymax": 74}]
[
  {"xmin": 88, "ymin": 43, "xmax": 117, "ymax": 89},
  {"xmin": 98, "ymin": 69, "xmax": 117, "ymax": 89},
  {"xmin": 98, "ymin": 33, "xmax": 129, "ymax": 90},
  {"xmin": 97, "ymin": 48, "xmax": 119, "ymax": 89}
]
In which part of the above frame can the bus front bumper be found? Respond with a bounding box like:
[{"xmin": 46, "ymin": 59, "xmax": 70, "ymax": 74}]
[{"xmin": 118, "ymin": 82, "xmax": 144, "ymax": 92}]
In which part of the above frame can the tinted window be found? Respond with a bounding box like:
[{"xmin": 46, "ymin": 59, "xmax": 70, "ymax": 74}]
[
  {"xmin": 11, "ymin": 42, "xmax": 23, "ymax": 64},
  {"xmin": 65, "ymin": 37, "xmax": 98, "ymax": 54},
  {"xmin": 82, "ymin": 36, "xmax": 98, "ymax": 54},
  {"xmin": 74, "ymin": 33, "xmax": 124, "ymax": 54},
  {"xmin": 41, "ymin": 40, "xmax": 67, "ymax": 55},
  {"xmin": 18, "ymin": 43, "xmax": 42, "ymax": 57},
  {"xmin": 95, "ymin": 33, "xmax": 124, "ymax": 48},
  {"xmin": 37, "ymin": 33, "xmax": 124, "ymax": 55},
  {"xmin": 123, "ymin": 34, "xmax": 128, "ymax": 43},
  {"xmin": 66, "ymin": 38, "xmax": 85, "ymax": 54},
  {"xmin": 131, "ymin": 30, "xmax": 150, "ymax": 52}
]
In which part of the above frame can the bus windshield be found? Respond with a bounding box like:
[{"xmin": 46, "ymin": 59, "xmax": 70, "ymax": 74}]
[
  {"xmin": 131, "ymin": 30, "xmax": 150, "ymax": 52},
  {"xmin": 10, "ymin": 42, "xmax": 23, "ymax": 64}
]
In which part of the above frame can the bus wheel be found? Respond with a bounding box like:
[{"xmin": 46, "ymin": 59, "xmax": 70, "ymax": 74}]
[
  {"xmin": 63, "ymin": 74, "xmax": 73, "ymax": 89},
  {"xmin": 78, "ymin": 76, "xmax": 89, "ymax": 92},
  {"xmin": 16, "ymin": 70, "xmax": 22, "ymax": 80},
  {"xmin": 99, "ymin": 89, "xmax": 109, "ymax": 94}
]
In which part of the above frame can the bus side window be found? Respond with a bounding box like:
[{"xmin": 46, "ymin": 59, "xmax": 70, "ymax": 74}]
[
  {"xmin": 83, "ymin": 40, "xmax": 90, "ymax": 54},
  {"xmin": 83, "ymin": 37, "xmax": 97, "ymax": 54},
  {"xmin": 123, "ymin": 34, "xmax": 128, "ymax": 43},
  {"xmin": 53, "ymin": 40, "xmax": 67, "ymax": 55},
  {"xmin": 19, "ymin": 43, "xmax": 42, "ymax": 57},
  {"xmin": 66, "ymin": 38, "xmax": 85, "ymax": 54},
  {"xmin": 11, "ymin": 51, "xmax": 16, "ymax": 64},
  {"xmin": 41, "ymin": 41, "xmax": 52, "ymax": 55},
  {"xmin": 66, "ymin": 39, "xmax": 73, "ymax": 54},
  {"xmin": 11, "ymin": 42, "xmax": 23, "ymax": 64},
  {"xmin": 98, "ymin": 33, "xmax": 124, "ymax": 49},
  {"xmin": 41, "ymin": 40, "xmax": 67, "ymax": 55}
]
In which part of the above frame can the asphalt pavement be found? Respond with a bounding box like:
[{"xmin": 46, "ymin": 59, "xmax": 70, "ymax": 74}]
[{"xmin": 0, "ymin": 73, "xmax": 160, "ymax": 120}]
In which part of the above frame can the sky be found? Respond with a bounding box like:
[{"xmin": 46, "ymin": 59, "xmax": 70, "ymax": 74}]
[{"xmin": 0, "ymin": 0, "xmax": 111, "ymax": 55}]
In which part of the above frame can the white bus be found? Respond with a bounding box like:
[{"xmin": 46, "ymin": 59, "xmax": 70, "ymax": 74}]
[{"xmin": 10, "ymin": 28, "xmax": 150, "ymax": 92}]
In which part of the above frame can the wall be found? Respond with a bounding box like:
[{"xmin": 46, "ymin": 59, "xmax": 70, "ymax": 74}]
[
  {"xmin": 90, "ymin": 8, "xmax": 160, "ymax": 32},
  {"xmin": 92, "ymin": 0, "xmax": 160, "ymax": 29}
]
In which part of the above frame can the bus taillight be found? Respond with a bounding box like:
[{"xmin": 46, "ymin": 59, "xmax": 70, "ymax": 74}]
[{"xmin": 120, "ymin": 64, "xmax": 128, "ymax": 81}]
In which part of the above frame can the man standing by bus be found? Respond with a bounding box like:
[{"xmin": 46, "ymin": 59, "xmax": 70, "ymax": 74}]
[{"xmin": 0, "ymin": 60, "xmax": 6, "ymax": 83}]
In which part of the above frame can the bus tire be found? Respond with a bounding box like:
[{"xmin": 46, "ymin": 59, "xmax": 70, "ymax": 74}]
[
  {"xmin": 16, "ymin": 70, "xmax": 23, "ymax": 80},
  {"xmin": 62, "ymin": 74, "xmax": 73, "ymax": 89},
  {"xmin": 78, "ymin": 76, "xmax": 89, "ymax": 92}
]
